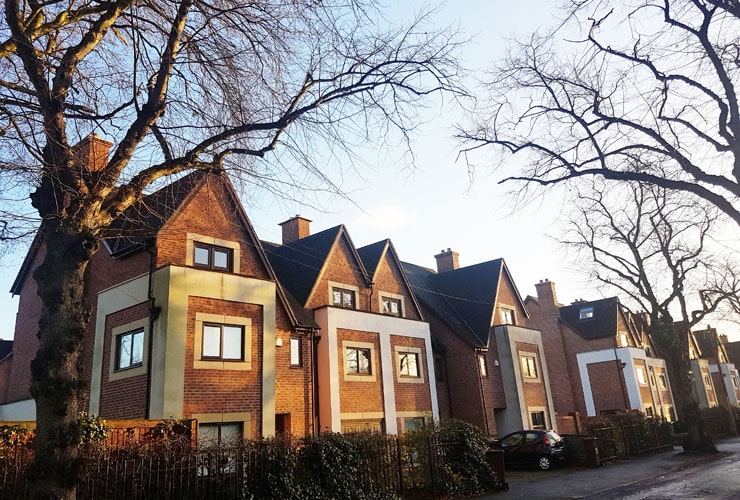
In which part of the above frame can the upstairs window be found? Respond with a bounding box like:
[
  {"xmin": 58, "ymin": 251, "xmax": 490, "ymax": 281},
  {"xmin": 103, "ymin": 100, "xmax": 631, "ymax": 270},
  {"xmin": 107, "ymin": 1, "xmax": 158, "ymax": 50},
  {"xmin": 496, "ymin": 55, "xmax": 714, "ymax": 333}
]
[
  {"xmin": 636, "ymin": 367, "xmax": 647, "ymax": 385},
  {"xmin": 115, "ymin": 328, "xmax": 144, "ymax": 371},
  {"xmin": 346, "ymin": 347, "xmax": 371, "ymax": 375},
  {"xmin": 658, "ymin": 374, "xmax": 668, "ymax": 389},
  {"xmin": 398, "ymin": 352, "xmax": 420, "ymax": 378},
  {"xmin": 478, "ymin": 354, "xmax": 489, "ymax": 378},
  {"xmin": 194, "ymin": 242, "xmax": 233, "ymax": 272},
  {"xmin": 579, "ymin": 306, "xmax": 594, "ymax": 320},
  {"xmin": 290, "ymin": 337, "xmax": 302, "ymax": 367},
  {"xmin": 704, "ymin": 374, "xmax": 712, "ymax": 388},
  {"xmin": 500, "ymin": 308, "xmax": 516, "ymax": 325},
  {"xmin": 382, "ymin": 296, "xmax": 402, "ymax": 317},
  {"xmin": 521, "ymin": 355, "xmax": 538, "ymax": 379},
  {"xmin": 332, "ymin": 287, "xmax": 356, "ymax": 309},
  {"xmin": 202, "ymin": 323, "xmax": 244, "ymax": 361}
]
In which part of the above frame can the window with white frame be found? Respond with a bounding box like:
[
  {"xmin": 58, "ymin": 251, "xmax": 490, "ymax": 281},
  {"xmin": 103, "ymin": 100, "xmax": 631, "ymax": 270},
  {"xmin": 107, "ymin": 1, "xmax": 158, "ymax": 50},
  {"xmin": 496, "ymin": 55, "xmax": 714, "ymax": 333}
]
[
  {"xmin": 636, "ymin": 367, "xmax": 647, "ymax": 385},
  {"xmin": 332, "ymin": 287, "xmax": 357, "ymax": 309},
  {"xmin": 398, "ymin": 351, "xmax": 420, "ymax": 378},
  {"xmin": 115, "ymin": 328, "xmax": 144, "ymax": 371},
  {"xmin": 202, "ymin": 323, "xmax": 244, "ymax": 361},
  {"xmin": 382, "ymin": 296, "xmax": 403, "ymax": 317},
  {"xmin": 500, "ymin": 307, "xmax": 516, "ymax": 325},
  {"xmin": 530, "ymin": 410, "xmax": 546, "ymax": 429},
  {"xmin": 290, "ymin": 336, "xmax": 302, "ymax": 366},
  {"xmin": 521, "ymin": 354, "xmax": 538, "ymax": 379}
]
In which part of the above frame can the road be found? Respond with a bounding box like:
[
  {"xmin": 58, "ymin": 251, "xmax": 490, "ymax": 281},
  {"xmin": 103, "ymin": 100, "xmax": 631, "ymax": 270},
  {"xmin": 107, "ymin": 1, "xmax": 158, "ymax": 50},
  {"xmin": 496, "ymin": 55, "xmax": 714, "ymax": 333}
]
[{"xmin": 591, "ymin": 443, "xmax": 740, "ymax": 500}]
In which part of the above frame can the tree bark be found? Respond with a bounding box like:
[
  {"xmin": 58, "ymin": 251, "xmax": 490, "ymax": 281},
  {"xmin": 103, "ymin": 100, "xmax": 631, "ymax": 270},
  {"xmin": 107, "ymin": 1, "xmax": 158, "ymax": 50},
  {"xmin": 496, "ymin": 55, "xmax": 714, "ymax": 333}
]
[
  {"xmin": 29, "ymin": 223, "xmax": 97, "ymax": 499},
  {"xmin": 651, "ymin": 322, "xmax": 717, "ymax": 453}
]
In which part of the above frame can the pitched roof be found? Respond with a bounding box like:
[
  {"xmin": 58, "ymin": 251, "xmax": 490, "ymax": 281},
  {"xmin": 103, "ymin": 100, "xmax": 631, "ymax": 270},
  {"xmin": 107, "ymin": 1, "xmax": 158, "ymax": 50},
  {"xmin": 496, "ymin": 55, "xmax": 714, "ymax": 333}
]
[
  {"xmin": 402, "ymin": 258, "xmax": 520, "ymax": 348},
  {"xmin": 357, "ymin": 239, "xmax": 424, "ymax": 321},
  {"xmin": 102, "ymin": 170, "xmax": 209, "ymax": 257},
  {"xmin": 693, "ymin": 327, "xmax": 726, "ymax": 362},
  {"xmin": 263, "ymin": 224, "xmax": 371, "ymax": 308},
  {"xmin": 0, "ymin": 339, "xmax": 12, "ymax": 361},
  {"xmin": 559, "ymin": 297, "xmax": 621, "ymax": 340}
]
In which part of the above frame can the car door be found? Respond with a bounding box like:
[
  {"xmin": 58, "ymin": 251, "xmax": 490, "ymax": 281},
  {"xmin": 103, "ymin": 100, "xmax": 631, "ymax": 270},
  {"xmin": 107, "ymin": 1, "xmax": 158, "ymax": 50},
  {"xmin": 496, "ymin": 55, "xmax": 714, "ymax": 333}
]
[
  {"xmin": 522, "ymin": 431, "xmax": 542, "ymax": 465},
  {"xmin": 499, "ymin": 432, "xmax": 525, "ymax": 466}
]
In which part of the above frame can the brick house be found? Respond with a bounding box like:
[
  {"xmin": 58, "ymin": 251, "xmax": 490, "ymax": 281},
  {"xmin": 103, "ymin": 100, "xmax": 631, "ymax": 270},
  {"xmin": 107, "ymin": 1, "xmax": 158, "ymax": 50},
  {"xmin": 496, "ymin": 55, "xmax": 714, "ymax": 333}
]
[
  {"xmin": 1, "ymin": 140, "xmax": 319, "ymax": 440},
  {"xmin": 262, "ymin": 219, "xmax": 438, "ymax": 434},
  {"xmin": 402, "ymin": 251, "xmax": 556, "ymax": 437},
  {"xmin": 526, "ymin": 280, "xmax": 676, "ymax": 422},
  {"xmin": 693, "ymin": 326, "xmax": 739, "ymax": 407}
]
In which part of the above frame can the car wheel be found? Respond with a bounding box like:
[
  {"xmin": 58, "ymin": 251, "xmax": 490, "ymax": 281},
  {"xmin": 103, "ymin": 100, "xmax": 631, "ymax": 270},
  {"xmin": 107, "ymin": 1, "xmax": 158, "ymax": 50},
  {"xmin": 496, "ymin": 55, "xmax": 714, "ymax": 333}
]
[{"xmin": 537, "ymin": 455, "xmax": 552, "ymax": 471}]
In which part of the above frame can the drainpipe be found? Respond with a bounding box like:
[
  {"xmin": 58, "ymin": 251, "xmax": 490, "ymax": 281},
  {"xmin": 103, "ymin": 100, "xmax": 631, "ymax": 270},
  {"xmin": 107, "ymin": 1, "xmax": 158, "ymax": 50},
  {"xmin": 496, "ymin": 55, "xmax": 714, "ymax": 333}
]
[
  {"xmin": 476, "ymin": 347, "xmax": 490, "ymax": 435},
  {"xmin": 368, "ymin": 281, "xmax": 375, "ymax": 313},
  {"xmin": 144, "ymin": 241, "xmax": 160, "ymax": 419},
  {"xmin": 311, "ymin": 328, "xmax": 321, "ymax": 434}
]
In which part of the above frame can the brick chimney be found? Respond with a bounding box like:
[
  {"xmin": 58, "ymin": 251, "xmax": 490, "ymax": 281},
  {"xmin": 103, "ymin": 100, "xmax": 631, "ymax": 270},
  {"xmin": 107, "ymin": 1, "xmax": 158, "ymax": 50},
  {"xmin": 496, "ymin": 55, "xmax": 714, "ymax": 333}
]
[
  {"xmin": 434, "ymin": 248, "xmax": 459, "ymax": 273},
  {"xmin": 73, "ymin": 133, "xmax": 113, "ymax": 172},
  {"xmin": 279, "ymin": 215, "xmax": 311, "ymax": 245},
  {"xmin": 719, "ymin": 334, "xmax": 729, "ymax": 345},
  {"xmin": 535, "ymin": 279, "xmax": 558, "ymax": 306}
]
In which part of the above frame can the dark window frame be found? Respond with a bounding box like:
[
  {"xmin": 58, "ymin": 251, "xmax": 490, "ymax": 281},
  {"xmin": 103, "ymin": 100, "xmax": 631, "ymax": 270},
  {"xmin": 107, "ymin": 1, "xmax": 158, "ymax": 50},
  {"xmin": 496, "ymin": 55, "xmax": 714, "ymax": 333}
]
[
  {"xmin": 193, "ymin": 242, "xmax": 233, "ymax": 272},
  {"xmin": 115, "ymin": 328, "xmax": 145, "ymax": 371},
  {"xmin": 346, "ymin": 346, "xmax": 372, "ymax": 375},
  {"xmin": 202, "ymin": 322, "xmax": 244, "ymax": 361},
  {"xmin": 332, "ymin": 287, "xmax": 357, "ymax": 309},
  {"xmin": 398, "ymin": 351, "xmax": 420, "ymax": 378},
  {"xmin": 521, "ymin": 355, "xmax": 538, "ymax": 379},
  {"xmin": 382, "ymin": 296, "xmax": 403, "ymax": 317}
]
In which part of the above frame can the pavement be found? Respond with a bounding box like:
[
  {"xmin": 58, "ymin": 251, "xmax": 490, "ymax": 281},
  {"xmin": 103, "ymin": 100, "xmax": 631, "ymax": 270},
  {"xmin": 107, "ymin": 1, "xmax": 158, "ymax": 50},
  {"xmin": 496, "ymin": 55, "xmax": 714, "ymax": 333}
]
[{"xmin": 477, "ymin": 436, "xmax": 740, "ymax": 499}]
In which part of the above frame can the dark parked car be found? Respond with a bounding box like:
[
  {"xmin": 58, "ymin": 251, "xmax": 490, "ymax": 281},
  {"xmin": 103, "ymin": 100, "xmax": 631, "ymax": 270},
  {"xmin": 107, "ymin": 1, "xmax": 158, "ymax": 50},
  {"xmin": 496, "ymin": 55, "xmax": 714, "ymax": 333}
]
[{"xmin": 490, "ymin": 430, "xmax": 566, "ymax": 471}]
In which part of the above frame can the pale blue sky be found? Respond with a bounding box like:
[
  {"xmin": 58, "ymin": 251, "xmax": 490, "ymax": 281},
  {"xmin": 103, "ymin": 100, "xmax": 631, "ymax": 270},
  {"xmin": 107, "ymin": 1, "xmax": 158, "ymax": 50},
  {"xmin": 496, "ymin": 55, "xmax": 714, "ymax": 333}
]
[{"xmin": 2, "ymin": 1, "xmax": 738, "ymax": 341}]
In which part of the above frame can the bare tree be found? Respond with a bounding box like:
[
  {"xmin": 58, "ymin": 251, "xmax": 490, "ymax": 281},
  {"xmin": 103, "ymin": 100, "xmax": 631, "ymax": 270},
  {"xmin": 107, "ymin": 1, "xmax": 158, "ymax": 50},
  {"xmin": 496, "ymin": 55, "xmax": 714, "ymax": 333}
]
[
  {"xmin": 459, "ymin": 0, "xmax": 740, "ymax": 225},
  {"xmin": 563, "ymin": 180, "xmax": 740, "ymax": 451},
  {"xmin": 0, "ymin": 1, "xmax": 462, "ymax": 497}
]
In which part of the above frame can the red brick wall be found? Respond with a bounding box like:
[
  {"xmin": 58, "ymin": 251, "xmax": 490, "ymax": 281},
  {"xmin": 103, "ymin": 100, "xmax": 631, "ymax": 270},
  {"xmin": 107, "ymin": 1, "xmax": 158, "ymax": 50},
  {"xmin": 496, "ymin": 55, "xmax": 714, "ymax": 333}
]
[
  {"xmin": 372, "ymin": 254, "xmax": 422, "ymax": 321},
  {"xmin": 516, "ymin": 341, "xmax": 548, "ymax": 409},
  {"xmin": 274, "ymin": 303, "xmax": 313, "ymax": 436},
  {"xmin": 587, "ymin": 361, "xmax": 629, "ymax": 414},
  {"xmin": 6, "ymin": 244, "xmax": 45, "ymax": 403},
  {"xmin": 390, "ymin": 335, "xmax": 432, "ymax": 412},
  {"xmin": 307, "ymin": 236, "xmax": 368, "ymax": 310},
  {"xmin": 98, "ymin": 303, "xmax": 150, "ymax": 418},
  {"xmin": 0, "ymin": 356, "xmax": 12, "ymax": 403},
  {"xmin": 183, "ymin": 297, "xmax": 264, "ymax": 439},
  {"xmin": 336, "ymin": 328, "xmax": 383, "ymax": 414},
  {"xmin": 156, "ymin": 176, "xmax": 269, "ymax": 280}
]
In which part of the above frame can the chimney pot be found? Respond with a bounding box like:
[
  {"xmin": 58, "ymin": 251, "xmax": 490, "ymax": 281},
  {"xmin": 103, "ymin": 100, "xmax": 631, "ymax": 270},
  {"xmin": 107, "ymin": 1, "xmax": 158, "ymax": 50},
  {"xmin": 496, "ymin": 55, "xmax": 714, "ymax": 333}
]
[{"xmin": 434, "ymin": 248, "xmax": 459, "ymax": 273}]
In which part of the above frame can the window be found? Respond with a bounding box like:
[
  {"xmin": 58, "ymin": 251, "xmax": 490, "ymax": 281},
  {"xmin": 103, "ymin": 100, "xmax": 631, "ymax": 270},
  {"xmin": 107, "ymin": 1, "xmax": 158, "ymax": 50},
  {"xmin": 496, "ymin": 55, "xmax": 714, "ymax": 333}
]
[
  {"xmin": 658, "ymin": 374, "xmax": 668, "ymax": 389},
  {"xmin": 332, "ymin": 287, "xmax": 356, "ymax": 309},
  {"xmin": 346, "ymin": 347, "xmax": 371, "ymax": 375},
  {"xmin": 202, "ymin": 323, "xmax": 244, "ymax": 360},
  {"xmin": 382, "ymin": 296, "xmax": 402, "ymax": 317},
  {"xmin": 619, "ymin": 333, "xmax": 630, "ymax": 347},
  {"xmin": 530, "ymin": 411, "xmax": 546, "ymax": 429},
  {"xmin": 500, "ymin": 308, "xmax": 516, "ymax": 325},
  {"xmin": 290, "ymin": 337, "xmax": 302, "ymax": 366},
  {"xmin": 193, "ymin": 242, "xmax": 233, "ymax": 271},
  {"xmin": 733, "ymin": 375, "xmax": 739, "ymax": 390},
  {"xmin": 404, "ymin": 417, "xmax": 425, "ymax": 432},
  {"xmin": 399, "ymin": 352, "xmax": 420, "ymax": 378},
  {"xmin": 644, "ymin": 405, "xmax": 654, "ymax": 417},
  {"xmin": 198, "ymin": 422, "xmax": 242, "ymax": 446},
  {"xmin": 478, "ymin": 354, "xmax": 488, "ymax": 378},
  {"xmin": 434, "ymin": 355, "xmax": 446, "ymax": 382},
  {"xmin": 521, "ymin": 355, "xmax": 538, "ymax": 379},
  {"xmin": 115, "ymin": 328, "xmax": 144, "ymax": 371},
  {"xmin": 704, "ymin": 374, "xmax": 712, "ymax": 388},
  {"xmin": 649, "ymin": 373, "xmax": 656, "ymax": 387},
  {"xmin": 636, "ymin": 367, "xmax": 647, "ymax": 385},
  {"xmin": 579, "ymin": 306, "xmax": 594, "ymax": 320}
]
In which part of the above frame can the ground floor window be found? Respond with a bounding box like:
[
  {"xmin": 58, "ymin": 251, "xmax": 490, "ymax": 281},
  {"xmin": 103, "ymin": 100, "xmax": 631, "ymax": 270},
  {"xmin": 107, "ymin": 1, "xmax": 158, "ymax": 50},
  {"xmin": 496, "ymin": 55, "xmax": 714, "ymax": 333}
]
[
  {"xmin": 199, "ymin": 422, "xmax": 242, "ymax": 447},
  {"xmin": 530, "ymin": 410, "xmax": 546, "ymax": 429},
  {"xmin": 341, "ymin": 420, "xmax": 383, "ymax": 433},
  {"xmin": 404, "ymin": 417, "xmax": 425, "ymax": 432}
]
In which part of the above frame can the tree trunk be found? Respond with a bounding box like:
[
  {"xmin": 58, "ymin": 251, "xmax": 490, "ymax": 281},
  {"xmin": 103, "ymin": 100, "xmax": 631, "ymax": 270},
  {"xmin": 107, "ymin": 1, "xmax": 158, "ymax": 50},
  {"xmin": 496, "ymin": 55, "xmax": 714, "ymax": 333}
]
[
  {"xmin": 29, "ymin": 223, "xmax": 97, "ymax": 499},
  {"xmin": 651, "ymin": 322, "xmax": 717, "ymax": 453}
]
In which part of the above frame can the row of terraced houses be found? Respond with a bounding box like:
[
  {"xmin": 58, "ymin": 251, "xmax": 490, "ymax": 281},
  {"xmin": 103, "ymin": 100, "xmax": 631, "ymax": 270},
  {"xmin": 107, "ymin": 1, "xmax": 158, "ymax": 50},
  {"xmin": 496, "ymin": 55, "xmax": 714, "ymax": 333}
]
[{"xmin": 1, "ymin": 135, "xmax": 740, "ymax": 442}]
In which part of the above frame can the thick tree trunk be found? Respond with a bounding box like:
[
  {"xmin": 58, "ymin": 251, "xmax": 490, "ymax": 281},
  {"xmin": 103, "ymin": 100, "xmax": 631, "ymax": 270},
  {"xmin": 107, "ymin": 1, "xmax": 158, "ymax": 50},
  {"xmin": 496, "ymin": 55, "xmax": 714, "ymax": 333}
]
[
  {"xmin": 651, "ymin": 322, "xmax": 717, "ymax": 453},
  {"xmin": 29, "ymin": 224, "xmax": 96, "ymax": 500}
]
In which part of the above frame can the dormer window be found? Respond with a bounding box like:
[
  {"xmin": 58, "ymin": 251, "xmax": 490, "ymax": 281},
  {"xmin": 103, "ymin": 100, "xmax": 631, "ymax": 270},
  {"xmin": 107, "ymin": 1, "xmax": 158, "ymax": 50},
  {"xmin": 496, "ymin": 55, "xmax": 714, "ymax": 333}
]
[
  {"xmin": 194, "ymin": 242, "xmax": 233, "ymax": 272},
  {"xmin": 579, "ymin": 306, "xmax": 594, "ymax": 320}
]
